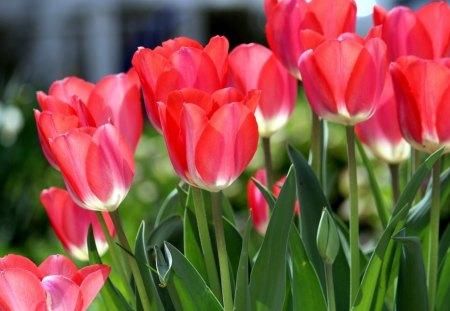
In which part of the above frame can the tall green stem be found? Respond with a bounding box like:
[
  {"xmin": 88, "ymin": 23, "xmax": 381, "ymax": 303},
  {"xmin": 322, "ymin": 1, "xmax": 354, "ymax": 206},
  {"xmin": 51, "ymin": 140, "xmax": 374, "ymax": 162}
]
[
  {"xmin": 324, "ymin": 263, "xmax": 336, "ymax": 311},
  {"xmin": 346, "ymin": 126, "xmax": 359, "ymax": 306},
  {"xmin": 191, "ymin": 187, "xmax": 221, "ymax": 299},
  {"xmin": 427, "ymin": 157, "xmax": 442, "ymax": 311},
  {"xmin": 388, "ymin": 163, "xmax": 400, "ymax": 204},
  {"xmin": 262, "ymin": 137, "xmax": 274, "ymax": 188},
  {"xmin": 110, "ymin": 210, "xmax": 151, "ymax": 311},
  {"xmin": 310, "ymin": 111, "xmax": 321, "ymax": 180},
  {"xmin": 211, "ymin": 192, "xmax": 233, "ymax": 311},
  {"xmin": 95, "ymin": 212, "xmax": 134, "ymax": 301}
]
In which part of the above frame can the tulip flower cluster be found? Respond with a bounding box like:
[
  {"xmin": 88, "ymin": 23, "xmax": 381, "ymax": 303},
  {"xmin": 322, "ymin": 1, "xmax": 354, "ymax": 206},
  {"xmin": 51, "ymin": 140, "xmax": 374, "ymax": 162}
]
[{"xmin": 3, "ymin": 0, "xmax": 450, "ymax": 310}]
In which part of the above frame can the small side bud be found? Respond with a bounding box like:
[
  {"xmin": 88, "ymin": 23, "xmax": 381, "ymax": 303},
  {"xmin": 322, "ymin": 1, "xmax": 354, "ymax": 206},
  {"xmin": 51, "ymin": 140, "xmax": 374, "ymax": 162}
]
[{"xmin": 317, "ymin": 208, "xmax": 340, "ymax": 265}]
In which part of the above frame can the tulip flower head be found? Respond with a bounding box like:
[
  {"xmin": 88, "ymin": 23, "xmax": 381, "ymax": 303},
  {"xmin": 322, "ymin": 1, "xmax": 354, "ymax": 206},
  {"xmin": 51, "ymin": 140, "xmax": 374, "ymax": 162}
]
[
  {"xmin": 373, "ymin": 1, "xmax": 450, "ymax": 60},
  {"xmin": 298, "ymin": 35, "xmax": 388, "ymax": 125},
  {"xmin": 41, "ymin": 187, "xmax": 115, "ymax": 261},
  {"xmin": 229, "ymin": 43, "xmax": 298, "ymax": 137},
  {"xmin": 390, "ymin": 56, "xmax": 450, "ymax": 154},
  {"xmin": 48, "ymin": 124, "xmax": 135, "ymax": 211},
  {"xmin": 0, "ymin": 254, "xmax": 110, "ymax": 311},
  {"xmin": 159, "ymin": 87, "xmax": 260, "ymax": 192},
  {"xmin": 355, "ymin": 74, "xmax": 410, "ymax": 164},
  {"xmin": 132, "ymin": 36, "xmax": 229, "ymax": 132},
  {"xmin": 265, "ymin": 0, "xmax": 357, "ymax": 78}
]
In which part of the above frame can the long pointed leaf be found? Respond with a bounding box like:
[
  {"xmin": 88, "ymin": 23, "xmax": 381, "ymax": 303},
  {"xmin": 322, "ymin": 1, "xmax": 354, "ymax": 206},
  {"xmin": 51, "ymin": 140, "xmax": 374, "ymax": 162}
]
[
  {"xmin": 289, "ymin": 226, "xmax": 327, "ymax": 311},
  {"xmin": 234, "ymin": 217, "xmax": 252, "ymax": 311},
  {"xmin": 249, "ymin": 167, "xmax": 296, "ymax": 311}
]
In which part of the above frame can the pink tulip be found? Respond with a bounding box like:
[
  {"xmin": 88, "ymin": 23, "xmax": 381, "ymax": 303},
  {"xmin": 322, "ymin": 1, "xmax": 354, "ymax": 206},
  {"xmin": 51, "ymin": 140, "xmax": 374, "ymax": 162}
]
[
  {"xmin": 228, "ymin": 43, "xmax": 298, "ymax": 137},
  {"xmin": 36, "ymin": 69, "xmax": 143, "ymax": 153},
  {"xmin": 41, "ymin": 187, "xmax": 115, "ymax": 261},
  {"xmin": 247, "ymin": 170, "xmax": 299, "ymax": 235},
  {"xmin": 132, "ymin": 36, "xmax": 229, "ymax": 132},
  {"xmin": 49, "ymin": 124, "xmax": 135, "ymax": 211},
  {"xmin": 298, "ymin": 35, "xmax": 388, "ymax": 125},
  {"xmin": 265, "ymin": 0, "xmax": 356, "ymax": 78},
  {"xmin": 373, "ymin": 1, "xmax": 450, "ymax": 60},
  {"xmin": 390, "ymin": 56, "xmax": 450, "ymax": 153},
  {"xmin": 159, "ymin": 87, "xmax": 260, "ymax": 191},
  {"xmin": 0, "ymin": 254, "xmax": 110, "ymax": 311},
  {"xmin": 355, "ymin": 74, "xmax": 410, "ymax": 163}
]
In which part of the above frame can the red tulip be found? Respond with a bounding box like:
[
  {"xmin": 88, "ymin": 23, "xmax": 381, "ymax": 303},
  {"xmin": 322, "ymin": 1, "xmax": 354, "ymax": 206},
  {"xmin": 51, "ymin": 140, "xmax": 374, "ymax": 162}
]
[
  {"xmin": 247, "ymin": 170, "xmax": 299, "ymax": 235},
  {"xmin": 41, "ymin": 187, "xmax": 115, "ymax": 261},
  {"xmin": 36, "ymin": 70, "xmax": 142, "ymax": 153},
  {"xmin": 265, "ymin": 0, "xmax": 356, "ymax": 78},
  {"xmin": 0, "ymin": 254, "xmax": 110, "ymax": 311},
  {"xmin": 355, "ymin": 74, "xmax": 410, "ymax": 163},
  {"xmin": 390, "ymin": 56, "xmax": 450, "ymax": 153},
  {"xmin": 298, "ymin": 35, "xmax": 388, "ymax": 125},
  {"xmin": 132, "ymin": 36, "xmax": 229, "ymax": 132},
  {"xmin": 159, "ymin": 87, "xmax": 260, "ymax": 191},
  {"xmin": 228, "ymin": 43, "xmax": 297, "ymax": 137},
  {"xmin": 49, "ymin": 124, "xmax": 135, "ymax": 211},
  {"xmin": 373, "ymin": 1, "xmax": 450, "ymax": 60}
]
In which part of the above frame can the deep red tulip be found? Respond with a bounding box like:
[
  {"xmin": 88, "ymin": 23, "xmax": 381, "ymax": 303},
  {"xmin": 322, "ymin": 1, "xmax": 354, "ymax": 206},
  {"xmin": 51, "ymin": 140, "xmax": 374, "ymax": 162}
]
[
  {"xmin": 0, "ymin": 254, "xmax": 110, "ymax": 311},
  {"xmin": 247, "ymin": 170, "xmax": 299, "ymax": 235},
  {"xmin": 49, "ymin": 124, "xmax": 135, "ymax": 211},
  {"xmin": 132, "ymin": 36, "xmax": 229, "ymax": 132},
  {"xmin": 298, "ymin": 35, "xmax": 388, "ymax": 125},
  {"xmin": 159, "ymin": 87, "xmax": 259, "ymax": 191},
  {"xmin": 390, "ymin": 56, "xmax": 450, "ymax": 153},
  {"xmin": 374, "ymin": 1, "xmax": 450, "ymax": 60},
  {"xmin": 41, "ymin": 187, "xmax": 115, "ymax": 261},
  {"xmin": 265, "ymin": 0, "xmax": 357, "ymax": 78},
  {"xmin": 228, "ymin": 43, "xmax": 297, "ymax": 137},
  {"xmin": 355, "ymin": 74, "xmax": 410, "ymax": 163},
  {"xmin": 36, "ymin": 69, "xmax": 142, "ymax": 153}
]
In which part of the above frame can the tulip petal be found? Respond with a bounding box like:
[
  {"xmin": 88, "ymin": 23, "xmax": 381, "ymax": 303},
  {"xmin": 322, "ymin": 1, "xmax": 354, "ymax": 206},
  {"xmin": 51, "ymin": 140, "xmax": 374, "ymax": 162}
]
[
  {"xmin": 204, "ymin": 36, "xmax": 229, "ymax": 85},
  {"xmin": 87, "ymin": 70, "xmax": 143, "ymax": 152},
  {"xmin": 86, "ymin": 124, "xmax": 134, "ymax": 211},
  {"xmin": 0, "ymin": 269, "xmax": 48, "ymax": 311},
  {"xmin": 42, "ymin": 275, "xmax": 82, "ymax": 311},
  {"xmin": 75, "ymin": 265, "xmax": 111, "ymax": 311},
  {"xmin": 0, "ymin": 255, "xmax": 41, "ymax": 277},
  {"xmin": 49, "ymin": 77, "xmax": 94, "ymax": 105},
  {"xmin": 39, "ymin": 254, "xmax": 79, "ymax": 279}
]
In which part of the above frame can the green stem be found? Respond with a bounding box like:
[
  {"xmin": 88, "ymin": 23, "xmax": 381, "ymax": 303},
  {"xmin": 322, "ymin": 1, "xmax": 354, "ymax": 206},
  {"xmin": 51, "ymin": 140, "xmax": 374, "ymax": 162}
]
[
  {"xmin": 191, "ymin": 187, "xmax": 221, "ymax": 299},
  {"xmin": 320, "ymin": 119, "xmax": 328, "ymax": 190},
  {"xmin": 388, "ymin": 163, "xmax": 400, "ymax": 204},
  {"xmin": 211, "ymin": 191, "xmax": 233, "ymax": 311},
  {"xmin": 324, "ymin": 263, "xmax": 336, "ymax": 311},
  {"xmin": 262, "ymin": 137, "xmax": 274, "ymax": 188},
  {"xmin": 428, "ymin": 157, "xmax": 442, "ymax": 311},
  {"xmin": 95, "ymin": 212, "xmax": 134, "ymax": 301},
  {"xmin": 346, "ymin": 126, "xmax": 359, "ymax": 306},
  {"xmin": 110, "ymin": 210, "xmax": 151, "ymax": 311},
  {"xmin": 310, "ymin": 111, "xmax": 321, "ymax": 181}
]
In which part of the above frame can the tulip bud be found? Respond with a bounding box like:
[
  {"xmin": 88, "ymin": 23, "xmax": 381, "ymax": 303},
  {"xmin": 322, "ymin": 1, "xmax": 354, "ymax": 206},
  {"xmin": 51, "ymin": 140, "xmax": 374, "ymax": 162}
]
[{"xmin": 316, "ymin": 208, "xmax": 340, "ymax": 265}]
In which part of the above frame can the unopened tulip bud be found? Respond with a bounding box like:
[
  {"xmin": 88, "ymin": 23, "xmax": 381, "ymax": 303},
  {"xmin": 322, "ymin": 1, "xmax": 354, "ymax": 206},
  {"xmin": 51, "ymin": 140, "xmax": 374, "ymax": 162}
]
[{"xmin": 317, "ymin": 208, "xmax": 340, "ymax": 265}]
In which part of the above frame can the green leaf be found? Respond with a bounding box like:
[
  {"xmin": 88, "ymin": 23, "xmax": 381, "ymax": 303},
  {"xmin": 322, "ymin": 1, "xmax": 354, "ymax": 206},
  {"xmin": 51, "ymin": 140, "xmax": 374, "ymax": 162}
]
[
  {"xmin": 356, "ymin": 138, "xmax": 389, "ymax": 228},
  {"xmin": 251, "ymin": 177, "xmax": 276, "ymax": 210},
  {"xmin": 393, "ymin": 231, "xmax": 428, "ymax": 311},
  {"xmin": 147, "ymin": 215, "xmax": 183, "ymax": 249},
  {"xmin": 135, "ymin": 222, "xmax": 165, "ymax": 311},
  {"xmin": 352, "ymin": 205, "xmax": 408, "ymax": 311},
  {"xmin": 288, "ymin": 145, "xmax": 350, "ymax": 310},
  {"xmin": 183, "ymin": 207, "xmax": 208, "ymax": 282},
  {"xmin": 290, "ymin": 226, "xmax": 327, "ymax": 311},
  {"xmin": 437, "ymin": 247, "xmax": 450, "ymax": 310},
  {"xmin": 155, "ymin": 188, "xmax": 186, "ymax": 226},
  {"xmin": 249, "ymin": 167, "xmax": 296, "ymax": 311},
  {"xmin": 223, "ymin": 217, "xmax": 243, "ymax": 288},
  {"xmin": 87, "ymin": 226, "xmax": 132, "ymax": 311},
  {"xmin": 234, "ymin": 217, "xmax": 252, "ymax": 311},
  {"xmin": 157, "ymin": 243, "xmax": 223, "ymax": 311}
]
